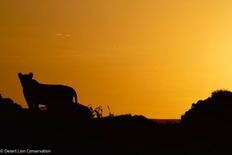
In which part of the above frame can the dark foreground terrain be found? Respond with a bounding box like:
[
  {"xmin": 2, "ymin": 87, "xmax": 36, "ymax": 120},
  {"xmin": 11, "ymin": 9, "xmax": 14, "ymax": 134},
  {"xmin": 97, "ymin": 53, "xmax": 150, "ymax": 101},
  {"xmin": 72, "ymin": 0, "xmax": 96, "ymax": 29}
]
[
  {"xmin": 0, "ymin": 110, "xmax": 231, "ymax": 155},
  {"xmin": 1, "ymin": 90, "xmax": 232, "ymax": 154}
]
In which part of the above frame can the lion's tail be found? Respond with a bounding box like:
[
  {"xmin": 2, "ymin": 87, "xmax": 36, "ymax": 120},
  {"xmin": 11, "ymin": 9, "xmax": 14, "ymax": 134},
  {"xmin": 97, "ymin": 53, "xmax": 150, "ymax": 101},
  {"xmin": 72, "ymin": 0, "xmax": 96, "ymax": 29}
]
[{"xmin": 74, "ymin": 90, "xmax": 78, "ymax": 104}]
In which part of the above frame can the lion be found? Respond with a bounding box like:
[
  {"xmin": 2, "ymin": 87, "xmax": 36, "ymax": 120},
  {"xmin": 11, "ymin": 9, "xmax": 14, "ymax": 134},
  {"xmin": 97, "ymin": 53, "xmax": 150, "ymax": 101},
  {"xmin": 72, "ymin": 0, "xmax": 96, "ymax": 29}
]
[{"xmin": 18, "ymin": 72, "xmax": 78, "ymax": 111}]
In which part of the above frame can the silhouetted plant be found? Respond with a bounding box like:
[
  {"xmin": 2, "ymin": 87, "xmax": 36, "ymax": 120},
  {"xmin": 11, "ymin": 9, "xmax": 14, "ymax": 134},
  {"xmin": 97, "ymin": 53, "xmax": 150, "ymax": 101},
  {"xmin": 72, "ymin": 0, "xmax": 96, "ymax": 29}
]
[
  {"xmin": 73, "ymin": 103, "xmax": 94, "ymax": 120},
  {"xmin": 90, "ymin": 105, "xmax": 103, "ymax": 118},
  {"xmin": 107, "ymin": 105, "xmax": 114, "ymax": 117}
]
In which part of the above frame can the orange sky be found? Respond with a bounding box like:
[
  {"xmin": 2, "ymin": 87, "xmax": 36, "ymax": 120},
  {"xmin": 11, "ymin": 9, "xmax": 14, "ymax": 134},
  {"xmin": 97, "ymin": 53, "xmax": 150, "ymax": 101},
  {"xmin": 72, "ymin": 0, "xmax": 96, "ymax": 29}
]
[{"xmin": 1, "ymin": 0, "xmax": 232, "ymax": 118}]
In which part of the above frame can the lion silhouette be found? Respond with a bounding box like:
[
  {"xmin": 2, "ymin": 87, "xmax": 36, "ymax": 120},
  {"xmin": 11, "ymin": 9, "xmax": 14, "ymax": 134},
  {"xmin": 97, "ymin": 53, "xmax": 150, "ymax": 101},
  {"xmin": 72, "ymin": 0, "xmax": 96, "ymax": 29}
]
[{"xmin": 18, "ymin": 72, "xmax": 78, "ymax": 110}]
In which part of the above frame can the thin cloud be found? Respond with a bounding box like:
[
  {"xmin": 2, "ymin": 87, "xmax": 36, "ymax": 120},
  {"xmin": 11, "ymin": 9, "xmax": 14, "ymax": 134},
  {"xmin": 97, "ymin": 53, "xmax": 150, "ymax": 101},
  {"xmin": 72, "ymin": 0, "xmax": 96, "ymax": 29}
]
[
  {"xmin": 55, "ymin": 33, "xmax": 71, "ymax": 38},
  {"xmin": 55, "ymin": 33, "xmax": 63, "ymax": 37}
]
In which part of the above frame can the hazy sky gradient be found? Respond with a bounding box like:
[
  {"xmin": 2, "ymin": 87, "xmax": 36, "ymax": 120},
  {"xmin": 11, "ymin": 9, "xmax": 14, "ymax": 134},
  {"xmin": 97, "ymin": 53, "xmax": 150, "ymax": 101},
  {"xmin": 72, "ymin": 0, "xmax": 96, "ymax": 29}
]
[{"xmin": 1, "ymin": 0, "xmax": 232, "ymax": 118}]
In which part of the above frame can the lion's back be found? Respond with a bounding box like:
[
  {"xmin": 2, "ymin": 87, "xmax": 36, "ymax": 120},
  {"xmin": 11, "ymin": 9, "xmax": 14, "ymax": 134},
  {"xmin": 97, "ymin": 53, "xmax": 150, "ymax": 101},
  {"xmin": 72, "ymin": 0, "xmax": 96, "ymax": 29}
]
[{"xmin": 32, "ymin": 84, "xmax": 77, "ymax": 107}]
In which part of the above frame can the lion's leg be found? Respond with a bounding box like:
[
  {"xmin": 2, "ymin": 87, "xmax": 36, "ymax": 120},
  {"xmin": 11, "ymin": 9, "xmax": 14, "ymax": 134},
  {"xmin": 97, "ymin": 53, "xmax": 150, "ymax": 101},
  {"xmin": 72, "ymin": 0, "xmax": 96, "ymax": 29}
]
[
  {"xmin": 27, "ymin": 103, "xmax": 33, "ymax": 110},
  {"xmin": 33, "ymin": 103, "xmax": 39, "ymax": 111},
  {"xmin": 24, "ymin": 95, "xmax": 34, "ymax": 110}
]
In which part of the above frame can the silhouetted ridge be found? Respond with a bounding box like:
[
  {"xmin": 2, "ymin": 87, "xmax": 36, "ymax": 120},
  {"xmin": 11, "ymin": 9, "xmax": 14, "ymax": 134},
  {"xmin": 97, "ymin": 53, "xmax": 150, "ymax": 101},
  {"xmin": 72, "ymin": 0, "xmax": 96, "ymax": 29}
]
[
  {"xmin": 0, "ymin": 94, "xmax": 22, "ymax": 112},
  {"xmin": 181, "ymin": 89, "xmax": 232, "ymax": 126}
]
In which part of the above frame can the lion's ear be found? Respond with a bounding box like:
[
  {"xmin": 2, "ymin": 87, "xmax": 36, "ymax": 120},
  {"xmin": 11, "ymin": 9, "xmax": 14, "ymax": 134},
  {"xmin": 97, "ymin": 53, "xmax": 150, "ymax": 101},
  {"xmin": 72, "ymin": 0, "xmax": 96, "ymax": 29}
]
[
  {"xmin": 28, "ymin": 73, "xmax": 33, "ymax": 78},
  {"xmin": 18, "ymin": 72, "xmax": 22, "ymax": 77}
]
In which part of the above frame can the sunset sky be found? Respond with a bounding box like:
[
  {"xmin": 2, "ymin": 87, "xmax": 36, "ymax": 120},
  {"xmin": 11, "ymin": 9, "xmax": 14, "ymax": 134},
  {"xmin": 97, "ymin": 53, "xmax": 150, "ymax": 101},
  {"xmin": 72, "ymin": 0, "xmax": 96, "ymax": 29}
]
[{"xmin": 1, "ymin": 0, "xmax": 232, "ymax": 118}]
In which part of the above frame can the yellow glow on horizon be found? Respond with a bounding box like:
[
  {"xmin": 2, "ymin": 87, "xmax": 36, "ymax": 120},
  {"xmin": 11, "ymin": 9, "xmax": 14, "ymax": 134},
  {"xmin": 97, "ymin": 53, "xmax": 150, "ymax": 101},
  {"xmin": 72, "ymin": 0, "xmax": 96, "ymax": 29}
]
[{"xmin": 1, "ymin": 0, "xmax": 232, "ymax": 118}]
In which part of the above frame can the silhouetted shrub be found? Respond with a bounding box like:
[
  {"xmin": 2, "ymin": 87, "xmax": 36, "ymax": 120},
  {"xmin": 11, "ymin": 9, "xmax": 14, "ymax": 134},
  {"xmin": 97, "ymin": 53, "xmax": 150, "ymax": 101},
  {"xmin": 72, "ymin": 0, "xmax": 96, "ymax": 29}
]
[
  {"xmin": 45, "ymin": 102, "xmax": 94, "ymax": 121},
  {"xmin": 71, "ymin": 103, "xmax": 94, "ymax": 120},
  {"xmin": 90, "ymin": 105, "xmax": 103, "ymax": 118}
]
